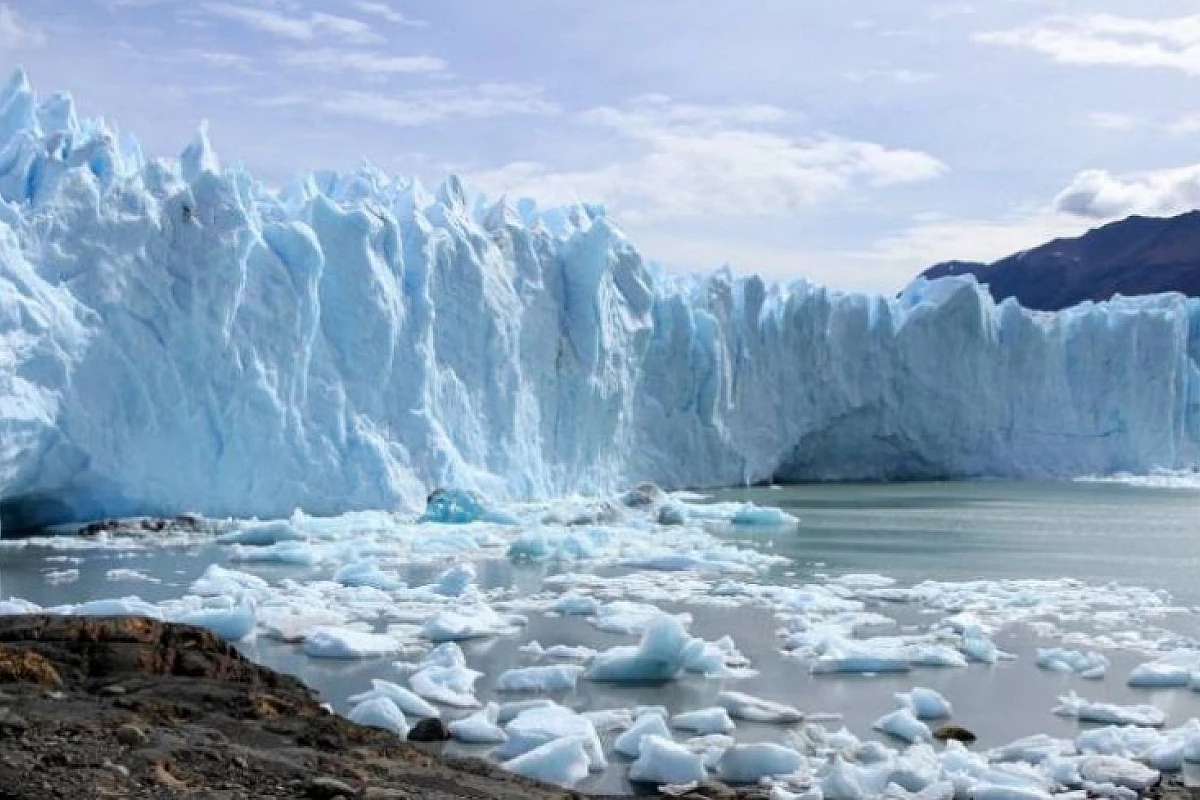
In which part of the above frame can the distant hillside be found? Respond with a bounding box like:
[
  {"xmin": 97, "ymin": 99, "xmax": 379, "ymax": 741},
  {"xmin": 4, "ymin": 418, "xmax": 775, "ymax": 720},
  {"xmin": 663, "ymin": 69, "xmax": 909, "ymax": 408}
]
[{"xmin": 921, "ymin": 211, "xmax": 1200, "ymax": 311}]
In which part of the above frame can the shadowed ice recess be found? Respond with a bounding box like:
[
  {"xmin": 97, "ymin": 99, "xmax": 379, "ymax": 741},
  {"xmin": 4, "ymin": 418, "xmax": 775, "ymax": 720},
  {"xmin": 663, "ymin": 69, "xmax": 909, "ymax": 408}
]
[{"xmin": 2, "ymin": 69, "xmax": 1200, "ymax": 530}]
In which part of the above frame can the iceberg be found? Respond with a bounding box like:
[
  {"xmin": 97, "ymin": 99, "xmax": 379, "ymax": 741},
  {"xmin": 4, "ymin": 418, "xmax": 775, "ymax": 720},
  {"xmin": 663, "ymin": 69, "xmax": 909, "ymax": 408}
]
[
  {"xmin": 717, "ymin": 690, "xmax": 804, "ymax": 723},
  {"xmin": 613, "ymin": 711, "xmax": 672, "ymax": 758},
  {"xmin": 895, "ymin": 687, "xmax": 953, "ymax": 721},
  {"xmin": 716, "ymin": 742, "xmax": 805, "ymax": 783},
  {"xmin": 346, "ymin": 696, "xmax": 409, "ymax": 737},
  {"xmin": 503, "ymin": 736, "xmax": 591, "ymax": 787},
  {"xmin": 2, "ymin": 71, "xmax": 1200, "ymax": 530},
  {"xmin": 494, "ymin": 664, "xmax": 584, "ymax": 693},
  {"xmin": 627, "ymin": 734, "xmax": 708, "ymax": 785},
  {"xmin": 347, "ymin": 679, "xmax": 440, "ymax": 719},
  {"xmin": 671, "ymin": 707, "xmax": 736, "ymax": 734},
  {"xmin": 449, "ymin": 702, "xmax": 507, "ymax": 744}
]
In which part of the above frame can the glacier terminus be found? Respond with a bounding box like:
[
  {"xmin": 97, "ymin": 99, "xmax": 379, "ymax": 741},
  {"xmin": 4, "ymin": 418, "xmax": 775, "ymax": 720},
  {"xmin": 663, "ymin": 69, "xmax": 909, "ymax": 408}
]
[{"xmin": 1, "ymin": 69, "xmax": 1199, "ymax": 530}]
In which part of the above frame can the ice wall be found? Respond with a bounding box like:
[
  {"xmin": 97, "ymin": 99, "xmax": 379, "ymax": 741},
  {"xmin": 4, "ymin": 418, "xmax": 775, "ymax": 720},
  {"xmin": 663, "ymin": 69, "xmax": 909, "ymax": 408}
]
[{"xmin": 2, "ymin": 71, "xmax": 1198, "ymax": 529}]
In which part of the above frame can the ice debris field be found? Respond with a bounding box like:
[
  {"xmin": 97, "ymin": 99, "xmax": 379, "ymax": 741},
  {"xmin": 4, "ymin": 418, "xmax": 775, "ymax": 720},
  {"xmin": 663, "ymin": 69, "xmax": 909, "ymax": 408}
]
[
  {"xmin": 3, "ymin": 70, "xmax": 1200, "ymax": 533},
  {"xmin": 5, "ymin": 488, "xmax": 1200, "ymax": 798}
]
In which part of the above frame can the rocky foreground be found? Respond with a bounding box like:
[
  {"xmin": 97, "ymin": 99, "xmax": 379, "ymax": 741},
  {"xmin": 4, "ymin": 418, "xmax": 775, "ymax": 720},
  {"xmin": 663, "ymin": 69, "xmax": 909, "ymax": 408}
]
[{"xmin": 0, "ymin": 615, "xmax": 625, "ymax": 799}]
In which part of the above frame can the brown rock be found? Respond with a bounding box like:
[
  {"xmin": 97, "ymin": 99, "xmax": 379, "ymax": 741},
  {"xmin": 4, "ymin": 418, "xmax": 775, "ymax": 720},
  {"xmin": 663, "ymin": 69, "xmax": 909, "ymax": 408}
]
[
  {"xmin": 306, "ymin": 776, "xmax": 357, "ymax": 798},
  {"xmin": 0, "ymin": 644, "xmax": 63, "ymax": 688},
  {"xmin": 407, "ymin": 718, "xmax": 451, "ymax": 742},
  {"xmin": 933, "ymin": 725, "xmax": 977, "ymax": 744},
  {"xmin": 116, "ymin": 723, "xmax": 149, "ymax": 747}
]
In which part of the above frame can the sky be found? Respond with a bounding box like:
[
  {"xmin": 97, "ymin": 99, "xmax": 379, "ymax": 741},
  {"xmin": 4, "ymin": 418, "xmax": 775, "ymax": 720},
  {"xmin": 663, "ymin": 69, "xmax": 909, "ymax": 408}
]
[{"xmin": 2, "ymin": 0, "xmax": 1200, "ymax": 292}]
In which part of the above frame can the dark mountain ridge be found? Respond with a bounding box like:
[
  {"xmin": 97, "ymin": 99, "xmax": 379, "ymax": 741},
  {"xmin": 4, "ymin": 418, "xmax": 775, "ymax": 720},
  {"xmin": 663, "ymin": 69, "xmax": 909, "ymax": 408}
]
[{"xmin": 920, "ymin": 211, "xmax": 1200, "ymax": 311}]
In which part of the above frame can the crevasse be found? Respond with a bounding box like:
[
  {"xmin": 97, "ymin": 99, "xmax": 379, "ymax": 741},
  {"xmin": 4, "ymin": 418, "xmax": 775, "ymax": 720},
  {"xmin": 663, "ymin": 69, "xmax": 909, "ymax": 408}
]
[{"xmin": 1, "ymin": 69, "xmax": 1198, "ymax": 529}]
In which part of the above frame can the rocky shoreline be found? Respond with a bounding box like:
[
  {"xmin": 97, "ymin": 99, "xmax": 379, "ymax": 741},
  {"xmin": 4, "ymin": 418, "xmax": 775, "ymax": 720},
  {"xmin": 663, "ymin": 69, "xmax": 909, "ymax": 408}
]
[{"xmin": 0, "ymin": 615, "xmax": 620, "ymax": 799}]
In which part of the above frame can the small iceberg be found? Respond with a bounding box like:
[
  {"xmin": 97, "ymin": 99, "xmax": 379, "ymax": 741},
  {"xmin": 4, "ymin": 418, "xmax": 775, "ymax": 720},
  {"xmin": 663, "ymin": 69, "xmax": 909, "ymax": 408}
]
[
  {"xmin": 449, "ymin": 702, "xmax": 507, "ymax": 744},
  {"xmin": 717, "ymin": 690, "xmax": 803, "ymax": 723}
]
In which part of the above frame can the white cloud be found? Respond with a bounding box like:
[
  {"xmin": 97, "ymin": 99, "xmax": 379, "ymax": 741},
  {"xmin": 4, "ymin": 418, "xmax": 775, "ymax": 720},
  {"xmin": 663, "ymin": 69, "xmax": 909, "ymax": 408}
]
[
  {"xmin": 183, "ymin": 49, "xmax": 254, "ymax": 70},
  {"xmin": 844, "ymin": 68, "xmax": 936, "ymax": 84},
  {"xmin": 203, "ymin": 3, "xmax": 382, "ymax": 44},
  {"xmin": 263, "ymin": 84, "xmax": 559, "ymax": 126},
  {"xmin": 1084, "ymin": 111, "xmax": 1140, "ymax": 131},
  {"xmin": 280, "ymin": 48, "xmax": 445, "ymax": 75},
  {"xmin": 976, "ymin": 13, "xmax": 1200, "ymax": 76},
  {"xmin": 628, "ymin": 210, "xmax": 1093, "ymax": 293},
  {"xmin": 469, "ymin": 95, "xmax": 946, "ymax": 223},
  {"xmin": 1167, "ymin": 114, "xmax": 1200, "ymax": 136},
  {"xmin": 0, "ymin": 4, "xmax": 46, "ymax": 49},
  {"xmin": 1054, "ymin": 165, "xmax": 1200, "ymax": 219},
  {"xmin": 849, "ymin": 211, "xmax": 1092, "ymax": 271},
  {"xmin": 352, "ymin": 2, "xmax": 425, "ymax": 27}
]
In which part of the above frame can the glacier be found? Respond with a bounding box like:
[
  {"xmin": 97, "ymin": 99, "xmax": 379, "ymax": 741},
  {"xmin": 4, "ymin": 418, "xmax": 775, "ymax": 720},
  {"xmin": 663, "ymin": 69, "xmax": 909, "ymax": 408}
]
[{"xmin": 2, "ymin": 69, "xmax": 1200, "ymax": 530}]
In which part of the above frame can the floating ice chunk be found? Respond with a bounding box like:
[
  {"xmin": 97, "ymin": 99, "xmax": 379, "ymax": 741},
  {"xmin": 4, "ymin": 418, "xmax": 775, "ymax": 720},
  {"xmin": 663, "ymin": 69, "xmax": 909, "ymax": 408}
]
[
  {"xmin": 1128, "ymin": 661, "xmax": 1193, "ymax": 688},
  {"xmin": 1075, "ymin": 725, "xmax": 1167, "ymax": 759},
  {"xmin": 717, "ymin": 691, "xmax": 803, "ymax": 723},
  {"xmin": 553, "ymin": 593, "xmax": 598, "ymax": 616},
  {"xmin": 628, "ymin": 735, "xmax": 708, "ymax": 785},
  {"xmin": 672, "ymin": 707, "xmax": 735, "ymax": 735},
  {"xmin": 432, "ymin": 563, "xmax": 475, "ymax": 596},
  {"xmin": 67, "ymin": 597, "xmax": 164, "ymax": 618},
  {"xmin": 303, "ymin": 626, "xmax": 400, "ymax": 659},
  {"xmin": 176, "ymin": 603, "xmax": 256, "ymax": 641},
  {"xmin": 821, "ymin": 753, "xmax": 890, "ymax": 800},
  {"xmin": 422, "ymin": 607, "xmax": 518, "ymax": 642},
  {"xmin": 1077, "ymin": 754, "xmax": 1160, "ymax": 791},
  {"xmin": 582, "ymin": 708, "xmax": 635, "ymax": 733},
  {"xmin": 497, "ymin": 699, "xmax": 557, "ymax": 724},
  {"xmin": 831, "ymin": 574, "xmax": 897, "ymax": 590},
  {"xmin": 811, "ymin": 640, "xmax": 911, "ymax": 675},
  {"xmin": 420, "ymin": 489, "xmax": 517, "ymax": 526},
  {"xmin": 1036, "ymin": 648, "xmax": 1109, "ymax": 678},
  {"xmin": 614, "ymin": 711, "xmax": 672, "ymax": 757},
  {"xmin": 496, "ymin": 665, "xmax": 584, "ymax": 693},
  {"xmin": 895, "ymin": 688, "xmax": 952, "ymax": 721},
  {"xmin": 716, "ymin": 742, "xmax": 804, "ymax": 783},
  {"xmin": 503, "ymin": 736, "xmax": 590, "ymax": 787},
  {"xmin": 105, "ymin": 568, "xmax": 159, "ymax": 583},
  {"xmin": 230, "ymin": 541, "xmax": 318, "ymax": 565},
  {"xmin": 419, "ymin": 642, "xmax": 466, "ymax": 668},
  {"xmin": 657, "ymin": 503, "xmax": 687, "ymax": 526},
  {"xmin": 347, "ymin": 696, "xmax": 409, "ymax": 737},
  {"xmin": 540, "ymin": 644, "xmax": 596, "ymax": 662},
  {"xmin": 190, "ymin": 564, "xmax": 269, "ymax": 597},
  {"xmin": 45, "ymin": 569, "xmax": 79, "ymax": 584},
  {"xmin": 1055, "ymin": 692, "xmax": 1166, "ymax": 727},
  {"xmin": 992, "ymin": 734, "xmax": 1077, "ymax": 764},
  {"xmin": 961, "ymin": 635, "xmax": 1000, "ymax": 664},
  {"xmin": 334, "ymin": 560, "xmax": 400, "ymax": 590},
  {"xmin": 590, "ymin": 601, "xmax": 688, "ymax": 635},
  {"xmin": 873, "ymin": 709, "xmax": 932, "ymax": 744},
  {"xmin": 449, "ymin": 702, "xmax": 507, "ymax": 744},
  {"xmin": 409, "ymin": 664, "xmax": 482, "ymax": 708},
  {"xmin": 908, "ymin": 645, "xmax": 969, "ymax": 668},
  {"xmin": 348, "ymin": 679, "xmax": 439, "ymax": 718},
  {"xmin": 217, "ymin": 519, "xmax": 303, "ymax": 546},
  {"xmin": 497, "ymin": 706, "xmax": 606, "ymax": 771},
  {"xmin": 587, "ymin": 615, "xmax": 690, "ymax": 683}
]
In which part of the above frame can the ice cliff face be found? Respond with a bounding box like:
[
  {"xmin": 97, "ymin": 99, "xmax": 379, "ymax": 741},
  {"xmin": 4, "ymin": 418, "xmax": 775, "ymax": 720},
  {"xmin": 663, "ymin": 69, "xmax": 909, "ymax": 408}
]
[{"xmin": 2, "ymin": 71, "xmax": 1199, "ymax": 529}]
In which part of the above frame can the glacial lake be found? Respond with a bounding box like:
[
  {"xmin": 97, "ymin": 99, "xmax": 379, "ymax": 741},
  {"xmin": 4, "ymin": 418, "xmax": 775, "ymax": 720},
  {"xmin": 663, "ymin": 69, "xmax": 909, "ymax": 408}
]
[{"xmin": 2, "ymin": 480, "xmax": 1200, "ymax": 794}]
